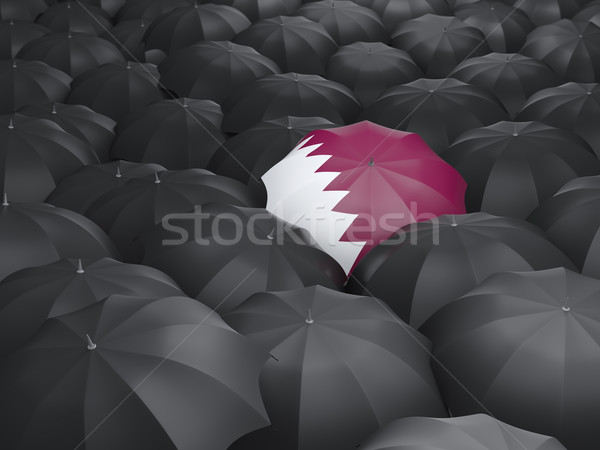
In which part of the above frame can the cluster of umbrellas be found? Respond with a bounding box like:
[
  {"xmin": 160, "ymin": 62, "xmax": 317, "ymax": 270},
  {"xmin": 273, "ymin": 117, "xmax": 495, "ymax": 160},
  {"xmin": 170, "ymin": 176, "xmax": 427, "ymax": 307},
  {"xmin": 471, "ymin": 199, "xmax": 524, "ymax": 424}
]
[{"xmin": 1, "ymin": 0, "xmax": 600, "ymax": 449}]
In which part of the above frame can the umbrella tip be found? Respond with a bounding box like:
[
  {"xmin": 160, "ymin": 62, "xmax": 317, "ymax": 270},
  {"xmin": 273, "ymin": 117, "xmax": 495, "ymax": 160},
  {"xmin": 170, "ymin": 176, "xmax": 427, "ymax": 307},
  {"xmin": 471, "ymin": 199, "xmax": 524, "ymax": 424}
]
[
  {"xmin": 68, "ymin": 31, "xmax": 72, "ymax": 39},
  {"xmin": 76, "ymin": 259, "xmax": 84, "ymax": 274},
  {"xmin": 51, "ymin": 103, "xmax": 57, "ymax": 114},
  {"xmin": 368, "ymin": 47, "xmax": 372, "ymax": 55},
  {"xmin": 9, "ymin": 18, "xmax": 13, "ymax": 25},
  {"xmin": 115, "ymin": 162, "xmax": 122, "ymax": 178},
  {"xmin": 154, "ymin": 172, "xmax": 161, "ymax": 184},
  {"xmin": 2, "ymin": 193, "xmax": 8, "ymax": 206},
  {"xmin": 266, "ymin": 228, "xmax": 274, "ymax": 240},
  {"xmin": 505, "ymin": 55, "xmax": 510, "ymax": 62},
  {"xmin": 86, "ymin": 334, "xmax": 96, "ymax": 350},
  {"xmin": 11, "ymin": 59, "xmax": 16, "ymax": 68},
  {"xmin": 450, "ymin": 214, "xmax": 458, "ymax": 227},
  {"xmin": 8, "ymin": 116, "xmax": 14, "ymax": 129},
  {"xmin": 182, "ymin": 98, "xmax": 188, "ymax": 108},
  {"xmin": 562, "ymin": 296, "xmax": 571, "ymax": 312},
  {"xmin": 305, "ymin": 308, "xmax": 314, "ymax": 324},
  {"xmin": 126, "ymin": 61, "xmax": 131, "ymax": 69},
  {"xmin": 228, "ymin": 42, "xmax": 232, "ymax": 52},
  {"xmin": 442, "ymin": 26, "xmax": 447, "ymax": 33},
  {"xmin": 368, "ymin": 157, "xmax": 374, "ymax": 166},
  {"xmin": 588, "ymin": 91, "xmax": 592, "ymax": 95}
]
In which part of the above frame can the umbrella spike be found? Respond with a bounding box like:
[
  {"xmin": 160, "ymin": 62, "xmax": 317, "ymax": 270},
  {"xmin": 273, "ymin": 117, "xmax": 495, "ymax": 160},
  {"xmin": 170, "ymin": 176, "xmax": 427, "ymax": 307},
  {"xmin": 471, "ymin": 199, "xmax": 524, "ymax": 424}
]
[
  {"xmin": 11, "ymin": 59, "xmax": 16, "ymax": 68},
  {"xmin": 305, "ymin": 308, "xmax": 314, "ymax": 324},
  {"xmin": 115, "ymin": 162, "xmax": 122, "ymax": 178},
  {"xmin": 182, "ymin": 98, "xmax": 188, "ymax": 108},
  {"xmin": 228, "ymin": 42, "xmax": 232, "ymax": 52},
  {"xmin": 51, "ymin": 103, "xmax": 57, "ymax": 115},
  {"xmin": 9, "ymin": 18, "xmax": 13, "ymax": 25},
  {"xmin": 368, "ymin": 157, "xmax": 374, "ymax": 167},
  {"xmin": 2, "ymin": 193, "xmax": 8, "ymax": 206},
  {"xmin": 68, "ymin": 31, "xmax": 72, "ymax": 39},
  {"xmin": 266, "ymin": 228, "xmax": 274, "ymax": 240},
  {"xmin": 76, "ymin": 259, "xmax": 84, "ymax": 274},
  {"xmin": 126, "ymin": 61, "xmax": 131, "ymax": 69},
  {"xmin": 86, "ymin": 334, "xmax": 96, "ymax": 350},
  {"xmin": 451, "ymin": 214, "xmax": 457, "ymax": 227},
  {"xmin": 154, "ymin": 172, "xmax": 161, "ymax": 184},
  {"xmin": 562, "ymin": 296, "xmax": 571, "ymax": 312},
  {"xmin": 8, "ymin": 116, "xmax": 14, "ymax": 129}
]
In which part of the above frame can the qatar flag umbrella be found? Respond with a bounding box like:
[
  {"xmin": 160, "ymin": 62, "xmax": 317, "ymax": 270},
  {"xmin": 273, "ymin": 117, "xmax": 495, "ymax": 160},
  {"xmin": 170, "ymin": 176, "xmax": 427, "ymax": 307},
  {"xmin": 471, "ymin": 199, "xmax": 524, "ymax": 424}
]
[
  {"xmin": 158, "ymin": 41, "xmax": 281, "ymax": 104},
  {"xmin": 391, "ymin": 14, "xmax": 490, "ymax": 78},
  {"xmin": 223, "ymin": 285, "xmax": 448, "ymax": 450},
  {"xmin": 358, "ymin": 414, "xmax": 567, "ymax": 450},
  {"xmin": 141, "ymin": 202, "xmax": 347, "ymax": 314},
  {"xmin": 142, "ymin": 3, "xmax": 250, "ymax": 64},
  {"xmin": 326, "ymin": 41, "xmax": 423, "ymax": 108},
  {"xmin": 110, "ymin": 98, "xmax": 226, "ymax": 170},
  {"xmin": 293, "ymin": 1, "xmax": 389, "ymax": 46},
  {"xmin": 65, "ymin": 62, "xmax": 163, "ymax": 122},
  {"xmin": 17, "ymin": 32, "xmax": 125, "ymax": 78},
  {"xmin": 357, "ymin": 0, "xmax": 452, "ymax": 33},
  {"xmin": 203, "ymin": 0, "xmax": 301, "ymax": 22},
  {"xmin": 451, "ymin": 53, "xmax": 561, "ymax": 119},
  {"xmin": 0, "ymin": 19, "xmax": 48, "ymax": 59},
  {"xmin": 517, "ymin": 82, "xmax": 600, "ymax": 158},
  {"xmin": 46, "ymin": 160, "xmax": 165, "ymax": 214},
  {"xmin": 0, "ymin": 59, "xmax": 71, "ymax": 114},
  {"xmin": 422, "ymin": 268, "xmax": 600, "ymax": 450},
  {"xmin": 101, "ymin": 19, "xmax": 147, "ymax": 61},
  {"xmin": 514, "ymin": 0, "xmax": 586, "ymax": 26},
  {"xmin": 454, "ymin": 1, "xmax": 534, "ymax": 53},
  {"xmin": 443, "ymin": 121, "xmax": 600, "ymax": 219},
  {"xmin": 85, "ymin": 169, "xmax": 261, "ymax": 262},
  {"xmin": 529, "ymin": 175, "xmax": 600, "ymax": 277},
  {"xmin": 361, "ymin": 77, "xmax": 509, "ymax": 154},
  {"xmin": 233, "ymin": 16, "xmax": 338, "ymax": 77},
  {"xmin": 520, "ymin": 19, "xmax": 600, "ymax": 83},
  {"xmin": 347, "ymin": 213, "xmax": 576, "ymax": 328},
  {"xmin": 262, "ymin": 121, "xmax": 467, "ymax": 274},
  {"xmin": 115, "ymin": 0, "xmax": 190, "ymax": 22},
  {"xmin": 0, "ymin": 114, "xmax": 99, "ymax": 203},
  {"xmin": 223, "ymin": 73, "xmax": 361, "ymax": 134},
  {"xmin": 19, "ymin": 102, "xmax": 116, "ymax": 163},
  {"xmin": 0, "ymin": 0, "xmax": 47, "ymax": 21},
  {"xmin": 0, "ymin": 294, "xmax": 269, "ymax": 449},
  {"xmin": 0, "ymin": 257, "xmax": 183, "ymax": 357},
  {"xmin": 36, "ymin": 2, "xmax": 112, "ymax": 36},
  {"xmin": 0, "ymin": 200, "xmax": 118, "ymax": 281}
]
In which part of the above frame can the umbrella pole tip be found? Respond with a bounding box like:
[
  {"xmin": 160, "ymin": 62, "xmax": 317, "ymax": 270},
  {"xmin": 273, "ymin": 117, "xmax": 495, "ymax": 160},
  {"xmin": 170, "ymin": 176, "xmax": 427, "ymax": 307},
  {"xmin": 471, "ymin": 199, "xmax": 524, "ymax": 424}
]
[
  {"xmin": 368, "ymin": 157, "xmax": 374, "ymax": 166},
  {"xmin": 450, "ymin": 214, "xmax": 457, "ymax": 226},
  {"xmin": 154, "ymin": 172, "xmax": 161, "ymax": 183},
  {"xmin": 2, "ymin": 193, "xmax": 8, "ymax": 206},
  {"xmin": 305, "ymin": 308, "xmax": 314, "ymax": 324},
  {"xmin": 562, "ymin": 296, "xmax": 571, "ymax": 312},
  {"xmin": 86, "ymin": 334, "xmax": 96, "ymax": 350},
  {"xmin": 76, "ymin": 259, "xmax": 84, "ymax": 274}
]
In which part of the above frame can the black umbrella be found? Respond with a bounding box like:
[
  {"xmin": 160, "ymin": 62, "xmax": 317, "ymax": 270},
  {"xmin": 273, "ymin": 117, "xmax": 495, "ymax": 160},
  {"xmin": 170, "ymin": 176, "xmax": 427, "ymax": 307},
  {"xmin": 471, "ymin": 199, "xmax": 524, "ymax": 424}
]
[
  {"xmin": 17, "ymin": 32, "xmax": 125, "ymax": 78},
  {"xmin": 0, "ymin": 19, "xmax": 48, "ymax": 59},
  {"xmin": 62, "ymin": 0, "xmax": 126, "ymax": 18},
  {"xmin": 517, "ymin": 82, "xmax": 600, "ymax": 158},
  {"xmin": 520, "ymin": 19, "xmax": 600, "ymax": 83},
  {"xmin": 141, "ymin": 202, "xmax": 347, "ymax": 313},
  {"xmin": 326, "ymin": 41, "xmax": 423, "ymax": 107},
  {"xmin": 391, "ymin": 14, "xmax": 490, "ymax": 78},
  {"xmin": 115, "ymin": 0, "xmax": 191, "ymax": 22},
  {"xmin": 357, "ymin": 0, "xmax": 452, "ymax": 33},
  {"xmin": 451, "ymin": 52, "xmax": 561, "ymax": 119},
  {"xmin": 361, "ymin": 77, "xmax": 508, "ymax": 154},
  {"xmin": 529, "ymin": 175, "xmax": 600, "ymax": 277},
  {"xmin": 223, "ymin": 285, "xmax": 448, "ymax": 450},
  {"xmin": 347, "ymin": 213, "xmax": 576, "ymax": 329},
  {"xmin": 19, "ymin": 102, "xmax": 116, "ymax": 163},
  {"xmin": 0, "ymin": 257, "xmax": 183, "ymax": 357},
  {"xmin": 203, "ymin": 0, "xmax": 300, "ymax": 21},
  {"xmin": 0, "ymin": 114, "xmax": 99, "ymax": 203},
  {"xmin": 233, "ymin": 16, "xmax": 338, "ymax": 76},
  {"xmin": 223, "ymin": 72, "xmax": 361, "ymax": 133},
  {"xmin": 66, "ymin": 62, "xmax": 163, "ymax": 122},
  {"xmin": 110, "ymin": 98, "xmax": 226, "ymax": 170},
  {"xmin": 293, "ymin": 0, "xmax": 388, "ymax": 46},
  {"xmin": 36, "ymin": 2, "xmax": 112, "ymax": 36},
  {"xmin": 85, "ymin": 169, "xmax": 261, "ymax": 262},
  {"xmin": 573, "ymin": 0, "xmax": 600, "ymax": 26},
  {"xmin": 159, "ymin": 41, "xmax": 280, "ymax": 104},
  {"xmin": 46, "ymin": 160, "xmax": 165, "ymax": 214},
  {"xmin": 515, "ymin": 0, "xmax": 586, "ymax": 26},
  {"xmin": 0, "ymin": 293, "xmax": 269, "ymax": 449},
  {"xmin": 0, "ymin": 59, "xmax": 71, "ymax": 114},
  {"xmin": 0, "ymin": 200, "xmax": 119, "ymax": 282},
  {"xmin": 100, "ymin": 18, "xmax": 147, "ymax": 61},
  {"xmin": 422, "ymin": 267, "xmax": 600, "ymax": 450},
  {"xmin": 142, "ymin": 3, "xmax": 251, "ymax": 64},
  {"xmin": 358, "ymin": 414, "xmax": 567, "ymax": 450},
  {"xmin": 0, "ymin": 0, "xmax": 47, "ymax": 21},
  {"xmin": 442, "ymin": 121, "xmax": 600, "ymax": 219}
]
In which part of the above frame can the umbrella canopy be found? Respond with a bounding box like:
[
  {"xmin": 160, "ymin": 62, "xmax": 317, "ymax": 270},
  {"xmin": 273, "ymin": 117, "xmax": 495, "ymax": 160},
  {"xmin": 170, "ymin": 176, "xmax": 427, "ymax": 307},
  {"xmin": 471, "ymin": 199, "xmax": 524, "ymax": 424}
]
[
  {"xmin": 141, "ymin": 202, "xmax": 347, "ymax": 314},
  {"xmin": 66, "ymin": 62, "xmax": 163, "ymax": 122},
  {"xmin": 347, "ymin": 213, "xmax": 577, "ymax": 329},
  {"xmin": 115, "ymin": 0, "xmax": 191, "ymax": 22},
  {"xmin": 0, "ymin": 114, "xmax": 99, "ymax": 203},
  {"xmin": 517, "ymin": 82, "xmax": 600, "ymax": 158},
  {"xmin": 262, "ymin": 121, "xmax": 467, "ymax": 274},
  {"xmin": 0, "ymin": 0, "xmax": 47, "ymax": 21},
  {"xmin": 223, "ymin": 285, "xmax": 448, "ymax": 450},
  {"xmin": 36, "ymin": 2, "xmax": 112, "ymax": 36},
  {"xmin": 293, "ymin": 1, "xmax": 389, "ymax": 46},
  {"xmin": 17, "ymin": 32, "xmax": 125, "ymax": 78},
  {"xmin": 442, "ymin": 121, "xmax": 600, "ymax": 219},
  {"xmin": 100, "ymin": 18, "xmax": 147, "ymax": 61},
  {"xmin": 515, "ymin": 0, "xmax": 586, "ymax": 26},
  {"xmin": 0, "ymin": 257, "xmax": 183, "ymax": 357},
  {"xmin": 46, "ymin": 160, "xmax": 165, "ymax": 214},
  {"xmin": 0, "ymin": 200, "xmax": 119, "ymax": 282},
  {"xmin": 573, "ymin": 0, "xmax": 600, "ymax": 26},
  {"xmin": 19, "ymin": 102, "xmax": 116, "ymax": 163},
  {"xmin": 233, "ymin": 16, "xmax": 338, "ymax": 76},
  {"xmin": 223, "ymin": 72, "xmax": 361, "ymax": 133},
  {"xmin": 451, "ymin": 52, "xmax": 561, "ymax": 119},
  {"xmin": 142, "ymin": 3, "xmax": 250, "ymax": 64},
  {"xmin": 85, "ymin": 169, "xmax": 261, "ymax": 262},
  {"xmin": 203, "ymin": 0, "xmax": 300, "ymax": 22},
  {"xmin": 454, "ymin": 1, "xmax": 534, "ymax": 52},
  {"xmin": 391, "ymin": 14, "xmax": 490, "ymax": 78},
  {"xmin": 0, "ymin": 59, "xmax": 71, "ymax": 114},
  {"xmin": 0, "ymin": 294, "xmax": 269, "ymax": 449},
  {"xmin": 159, "ymin": 41, "xmax": 281, "ymax": 104},
  {"xmin": 110, "ymin": 98, "xmax": 226, "ymax": 170},
  {"xmin": 421, "ymin": 267, "xmax": 600, "ymax": 450},
  {"xmin": 520, "ymin": 19, "xmax": 600, "ymax": 83},
  {"xmin": 357, "ymin": 0, "xmax": 452, "ymax": 33},
  {"xmin": 529, "ymin": 175, "xmax": 600, "ymax": 277},
  {"xmin": 0, "ymin": 19, "xmax": 48, "ymax": 59},
  {"xmin": 326, "ymin": 41, "xmax": 423, "ymax": 107},
  {"xmin": 361, "ymin": 77, "xmax": 509, "ymax": 154},
  {"xmin": 358, "ymin": 414, "xmax": 567, "ymax": 450}
]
